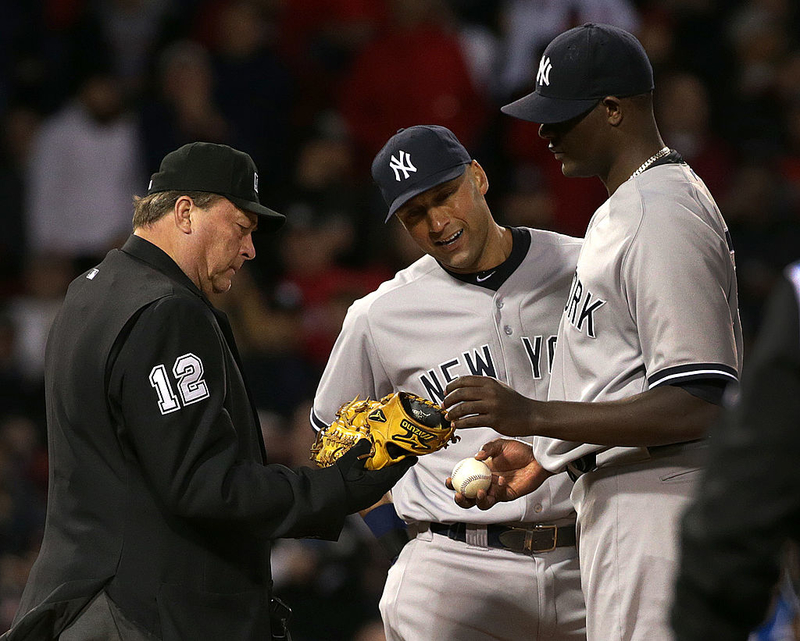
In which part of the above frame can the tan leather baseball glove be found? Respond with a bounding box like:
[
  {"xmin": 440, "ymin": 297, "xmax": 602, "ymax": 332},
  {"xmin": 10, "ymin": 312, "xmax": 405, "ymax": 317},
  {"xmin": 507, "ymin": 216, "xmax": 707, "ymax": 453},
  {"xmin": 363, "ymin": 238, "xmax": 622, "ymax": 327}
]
[{"xmin": 310, "ymin": 392, "xmax": 459, "ymax": 470}]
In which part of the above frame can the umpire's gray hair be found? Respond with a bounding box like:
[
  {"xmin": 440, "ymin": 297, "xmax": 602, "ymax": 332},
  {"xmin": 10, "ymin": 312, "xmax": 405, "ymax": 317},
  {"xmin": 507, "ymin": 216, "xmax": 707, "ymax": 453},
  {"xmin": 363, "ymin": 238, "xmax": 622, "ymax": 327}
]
[{"xmin": 132, "ymin": 191, "xmax": 222, "ymax": 228}]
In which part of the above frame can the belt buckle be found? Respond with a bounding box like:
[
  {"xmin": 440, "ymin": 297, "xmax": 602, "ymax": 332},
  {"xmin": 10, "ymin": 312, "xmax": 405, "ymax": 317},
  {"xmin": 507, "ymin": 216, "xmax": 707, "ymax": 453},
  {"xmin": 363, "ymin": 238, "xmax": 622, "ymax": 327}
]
[
  {"xmin": 498, "ymin": 524, "xmax": 558, "ymax": 554},
  {"xmin": 524, "ymin": 524, "xmax": 557, "ymax": 553}
]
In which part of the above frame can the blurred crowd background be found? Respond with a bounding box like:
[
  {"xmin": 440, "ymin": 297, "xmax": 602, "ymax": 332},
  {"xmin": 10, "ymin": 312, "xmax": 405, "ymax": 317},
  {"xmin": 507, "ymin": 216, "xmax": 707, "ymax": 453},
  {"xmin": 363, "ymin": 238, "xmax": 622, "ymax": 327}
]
[{"xmin": 0, "ymin": 0, "xmax": 798, "ymax": 639}]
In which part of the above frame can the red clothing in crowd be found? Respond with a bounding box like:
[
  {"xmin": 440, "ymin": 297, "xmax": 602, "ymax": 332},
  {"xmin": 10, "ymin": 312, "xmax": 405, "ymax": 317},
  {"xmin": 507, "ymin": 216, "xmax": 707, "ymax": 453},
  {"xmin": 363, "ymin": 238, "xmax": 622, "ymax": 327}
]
[{"xmin": 340, "ymin": 22, "xmax": 487, "ymax": 166}]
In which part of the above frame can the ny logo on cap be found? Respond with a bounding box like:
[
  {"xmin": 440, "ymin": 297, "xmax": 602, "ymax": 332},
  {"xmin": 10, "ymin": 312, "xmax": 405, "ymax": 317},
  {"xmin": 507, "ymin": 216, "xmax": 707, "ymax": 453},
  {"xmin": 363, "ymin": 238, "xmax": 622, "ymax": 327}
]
[
  {"xmin": 389, "ymin": 150, "xmax": 417, "ymax": 181},
  {"xmin": 537, "ymin": 55, "xmax": 553, "ymax": 87}
]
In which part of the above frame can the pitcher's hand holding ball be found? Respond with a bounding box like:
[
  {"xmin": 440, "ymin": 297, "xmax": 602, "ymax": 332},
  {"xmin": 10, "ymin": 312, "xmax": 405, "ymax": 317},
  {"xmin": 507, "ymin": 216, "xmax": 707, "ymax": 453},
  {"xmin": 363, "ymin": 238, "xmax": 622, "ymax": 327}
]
[
  {"xmin": 445, "ymin": 438, "xmax": 552, "ymax": 510},
  {"xmin": 450, "ymin": 457, "xmax": 492, "ymax": 499}
]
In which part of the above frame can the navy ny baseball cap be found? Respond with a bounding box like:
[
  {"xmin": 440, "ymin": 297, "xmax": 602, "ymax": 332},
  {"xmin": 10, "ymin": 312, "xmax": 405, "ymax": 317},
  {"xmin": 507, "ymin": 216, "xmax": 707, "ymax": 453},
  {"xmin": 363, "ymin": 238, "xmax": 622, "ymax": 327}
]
[
  {"xmin": 502, "ymin": 23, "xmax": 654, "ymax": 124},
  {"xmin": 147, "ymin": 142, "xmax": 285, "ymax": 230},
  {"xmin": 371, "ymin": 125, "xmax": 472, "ymax": 221}
]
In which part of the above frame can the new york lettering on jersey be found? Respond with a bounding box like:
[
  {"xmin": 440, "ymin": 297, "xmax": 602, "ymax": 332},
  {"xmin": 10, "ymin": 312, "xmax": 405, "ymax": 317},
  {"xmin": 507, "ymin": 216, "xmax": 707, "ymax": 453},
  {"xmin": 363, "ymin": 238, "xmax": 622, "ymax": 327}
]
[
  {"xmin": 563, "ymin": 273, "xmax": 606, "ymax": 338},
  {"xmin": 419, "ymin": 338, "xmax": 559, "ymax": 405}
]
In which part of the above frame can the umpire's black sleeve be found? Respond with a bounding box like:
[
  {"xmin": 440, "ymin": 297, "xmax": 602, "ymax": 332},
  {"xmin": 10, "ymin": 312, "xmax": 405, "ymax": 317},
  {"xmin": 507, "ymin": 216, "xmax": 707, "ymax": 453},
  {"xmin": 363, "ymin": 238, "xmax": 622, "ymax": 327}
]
[
  {"xmin": 671, "ymin": 274, "xmax": 800, "ymax": 640},
  {"xmin": 110, "ymin": 295, "xmax": 348, "ymax": 540}
]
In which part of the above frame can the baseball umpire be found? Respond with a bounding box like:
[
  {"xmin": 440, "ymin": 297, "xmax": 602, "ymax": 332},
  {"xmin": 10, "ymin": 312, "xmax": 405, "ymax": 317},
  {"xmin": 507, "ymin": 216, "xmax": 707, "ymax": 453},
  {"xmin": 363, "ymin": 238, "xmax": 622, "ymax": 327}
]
[
  {"xmin": 311, "ymin": 125, "xmax": 586, "ymax": 640},
  {"xmin": 2, "ymin": 142, "xmax": 414, "ymax": 641},
  {"xmin": 444, "ymin": 24, "xmax": 742, "ymax": 640}
]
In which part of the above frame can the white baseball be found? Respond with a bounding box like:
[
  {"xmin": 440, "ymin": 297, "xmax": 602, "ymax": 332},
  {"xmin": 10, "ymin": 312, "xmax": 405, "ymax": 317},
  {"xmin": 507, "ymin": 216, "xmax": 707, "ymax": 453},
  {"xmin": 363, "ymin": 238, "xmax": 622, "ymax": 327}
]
[{"xmin": 450, "ymin": 457, "xmax": 492, "ymax": 499}]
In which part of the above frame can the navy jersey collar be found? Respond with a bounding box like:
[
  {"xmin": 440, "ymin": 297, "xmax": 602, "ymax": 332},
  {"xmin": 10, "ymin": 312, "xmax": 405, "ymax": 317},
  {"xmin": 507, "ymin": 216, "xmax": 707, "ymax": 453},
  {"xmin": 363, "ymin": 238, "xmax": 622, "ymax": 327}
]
[
  {"xmin": 649, "ymin": 149, "xmax": 683, "ymax": 171},
  {"xmin": 443, "ymin": 227, "xmax": 531, "ymax": 291}
]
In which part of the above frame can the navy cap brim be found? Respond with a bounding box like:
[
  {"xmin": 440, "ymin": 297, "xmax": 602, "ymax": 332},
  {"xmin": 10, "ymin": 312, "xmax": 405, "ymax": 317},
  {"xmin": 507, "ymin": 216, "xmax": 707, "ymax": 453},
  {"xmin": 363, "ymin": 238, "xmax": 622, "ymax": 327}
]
[
  {"xmin": 501, "ymin": 92, "xmax": 599, "ymax": 124},
  {"xmin": 385, "ymin": 163, "xmax": 469, "ymax": 222},
  {"xmin": 227, "ymin": 194, "xmax": 286, "ymax": 231}
]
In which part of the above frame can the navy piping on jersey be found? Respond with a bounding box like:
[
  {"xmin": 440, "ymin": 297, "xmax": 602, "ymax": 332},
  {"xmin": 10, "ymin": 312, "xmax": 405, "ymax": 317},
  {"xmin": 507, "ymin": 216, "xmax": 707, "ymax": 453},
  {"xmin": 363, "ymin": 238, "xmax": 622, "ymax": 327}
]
[
  {"xmin": 310, "ymin": 409, "xmax": 327, "ymax": 432},
  {"xmin": 724, "ymin": 229, "xmax": 735, "ymax": 253},
  {"xmin": 442, "ymin": 226, "xmax": 531, "ymax": 291},
  {"xmin": 649, "ymin": 363, "xmax": 739, "ymax": 388}
]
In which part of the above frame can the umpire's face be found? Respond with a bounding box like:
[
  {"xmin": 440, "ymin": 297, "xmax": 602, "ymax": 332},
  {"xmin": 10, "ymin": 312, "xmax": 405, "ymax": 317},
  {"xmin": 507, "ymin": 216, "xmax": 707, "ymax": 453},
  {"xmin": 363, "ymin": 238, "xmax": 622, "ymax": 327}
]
[
  {"xmin": 394, "ymin": 161, "xmax": 497, "ymax": 273},
  {"xmin": 186, "ymin": 196, "xmax": 258, "ymax": 296}
]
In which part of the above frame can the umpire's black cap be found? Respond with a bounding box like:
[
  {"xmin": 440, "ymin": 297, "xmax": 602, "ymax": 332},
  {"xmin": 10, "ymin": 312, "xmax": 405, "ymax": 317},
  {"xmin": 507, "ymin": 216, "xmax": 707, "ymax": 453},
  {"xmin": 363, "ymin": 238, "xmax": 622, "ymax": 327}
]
[
  {"xmin": 502, "ymin": 23, "xmax": 654, "ymax": 125},
  {"xmin": 147, "ymin": 142, "xmax": 285, "ymax": 230},
  {"xmin": 371, "ymin": 125, "xmax": 472, "ymax": 222}
]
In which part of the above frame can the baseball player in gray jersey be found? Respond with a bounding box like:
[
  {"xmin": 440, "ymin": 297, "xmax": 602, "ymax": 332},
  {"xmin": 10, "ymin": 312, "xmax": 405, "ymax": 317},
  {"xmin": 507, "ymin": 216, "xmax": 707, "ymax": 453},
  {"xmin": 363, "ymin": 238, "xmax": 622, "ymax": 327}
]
[
  {"xmin": 311, "ymin": 125, "xmax": 586, "ymax": 640},
  {"xmin": 444, "ymin": 24, "xmax": 743, "ymax": 641}
]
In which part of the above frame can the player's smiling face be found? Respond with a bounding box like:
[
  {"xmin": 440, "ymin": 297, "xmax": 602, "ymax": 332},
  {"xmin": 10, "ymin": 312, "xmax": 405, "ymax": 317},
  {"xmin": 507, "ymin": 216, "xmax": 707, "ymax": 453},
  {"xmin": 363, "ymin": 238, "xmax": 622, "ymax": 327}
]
[
  {"xmin": 395, "ymin": 161, "xmax": 497, "ymax": 273},
  {"xmin": 191, "ymin": 198, "xmax": 258, "ymax": 296}
]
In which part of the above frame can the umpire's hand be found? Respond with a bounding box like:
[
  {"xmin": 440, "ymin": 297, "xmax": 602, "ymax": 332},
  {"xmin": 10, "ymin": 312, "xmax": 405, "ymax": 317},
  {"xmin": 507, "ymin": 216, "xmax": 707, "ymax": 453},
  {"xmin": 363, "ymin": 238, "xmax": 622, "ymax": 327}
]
[{"xmin": 335, "ymin": 439, "xmax": 417, "ymax": 514}]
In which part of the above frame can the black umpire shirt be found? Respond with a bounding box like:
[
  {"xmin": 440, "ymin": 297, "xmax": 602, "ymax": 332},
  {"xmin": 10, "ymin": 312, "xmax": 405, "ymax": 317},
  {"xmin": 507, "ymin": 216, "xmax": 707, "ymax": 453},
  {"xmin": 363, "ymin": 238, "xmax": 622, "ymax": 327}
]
[
  {"xmin": 6, "ymin": 235, "xmax": 349, "ymax": 640},
  {"xmin": 672, "ymin": 260, "xmax": 800, "ymax": 640}
]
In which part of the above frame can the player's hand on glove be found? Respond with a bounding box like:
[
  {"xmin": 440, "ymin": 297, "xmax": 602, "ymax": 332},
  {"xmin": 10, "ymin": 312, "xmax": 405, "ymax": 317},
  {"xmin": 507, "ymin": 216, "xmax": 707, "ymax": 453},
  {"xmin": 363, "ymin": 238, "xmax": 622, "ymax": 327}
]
[
  {"xmin": 335, "ymin": 439, "xmax": 417, "ymax": 514},
  {"xmin": 445, "ymin": 439, "xmax": 552, "ymax": 510},
  {"xmin": 443, "ymin": 375, "xmax": 539, "ymax": 437}
]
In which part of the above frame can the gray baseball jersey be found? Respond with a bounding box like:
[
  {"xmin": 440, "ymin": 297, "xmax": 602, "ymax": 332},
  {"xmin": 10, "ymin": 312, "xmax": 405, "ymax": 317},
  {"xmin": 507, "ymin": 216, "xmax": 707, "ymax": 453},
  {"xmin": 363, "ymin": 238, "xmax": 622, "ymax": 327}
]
[
  {"xmin": 531, "ymin": 159, "xmax": 742, "ymax": 640},
  {"xmin": 536, "ymin": 162, "xmax": 743, "ymax": 472},
  {"xmin": 312, "ymin": 227, "xmax": 582, "ymax": 526}
]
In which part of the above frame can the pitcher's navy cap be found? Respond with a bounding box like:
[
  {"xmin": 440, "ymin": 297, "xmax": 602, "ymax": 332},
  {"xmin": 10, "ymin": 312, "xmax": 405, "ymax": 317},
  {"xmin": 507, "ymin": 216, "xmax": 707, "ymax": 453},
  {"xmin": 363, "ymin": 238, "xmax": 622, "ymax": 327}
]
[
  {"xmin": 148, "ymin": 142, "xmax": 285, "ymax": 230},
  {"xmin": 371, "ymin": 125, "xmax": 472, "ymax": 221},
  {"xmin": 502, "ymin": 23, "xmax": 654, "ymax": 124}
]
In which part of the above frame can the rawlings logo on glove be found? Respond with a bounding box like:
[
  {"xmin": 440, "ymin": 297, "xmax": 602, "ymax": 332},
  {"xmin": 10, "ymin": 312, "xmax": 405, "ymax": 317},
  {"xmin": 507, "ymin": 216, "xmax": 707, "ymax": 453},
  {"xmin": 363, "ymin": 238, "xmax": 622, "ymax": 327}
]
[{"xmin": 310, "ymin": 392, "xmax": 459, "ymax": 470}]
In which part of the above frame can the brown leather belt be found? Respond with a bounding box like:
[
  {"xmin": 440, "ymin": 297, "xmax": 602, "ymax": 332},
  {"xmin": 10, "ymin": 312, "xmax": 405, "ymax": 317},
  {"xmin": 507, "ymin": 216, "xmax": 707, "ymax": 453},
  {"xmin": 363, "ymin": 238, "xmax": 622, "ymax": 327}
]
[{"xmin": 429, "ymin": 522, "xmax": 576, "ymax": 554}]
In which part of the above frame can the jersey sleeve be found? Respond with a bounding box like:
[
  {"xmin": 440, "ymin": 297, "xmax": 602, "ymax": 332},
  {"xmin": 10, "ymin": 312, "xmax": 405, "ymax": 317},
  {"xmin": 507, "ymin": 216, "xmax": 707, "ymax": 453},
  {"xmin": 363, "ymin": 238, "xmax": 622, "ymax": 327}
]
[
  {"xmin": 110, "ymin": 295, "xmax": 347, "ymax": 540},
  {"xmin": 311, "ymin": 299, "xmax": 388, "ymax": 431},
  {"xmin": 621, "ymin": 200, "xmax": 740, "ymax": 388}
]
